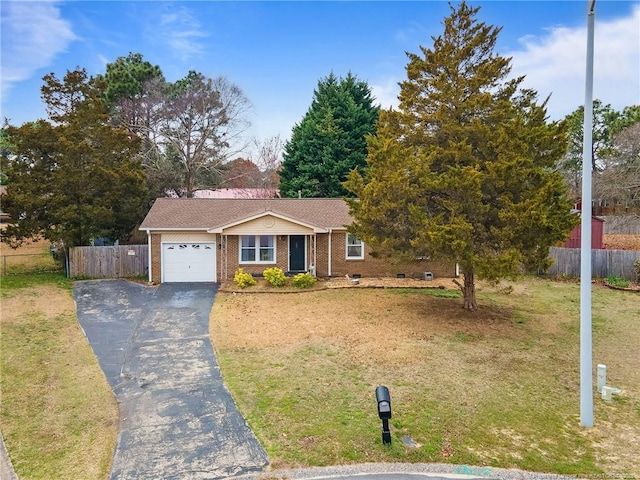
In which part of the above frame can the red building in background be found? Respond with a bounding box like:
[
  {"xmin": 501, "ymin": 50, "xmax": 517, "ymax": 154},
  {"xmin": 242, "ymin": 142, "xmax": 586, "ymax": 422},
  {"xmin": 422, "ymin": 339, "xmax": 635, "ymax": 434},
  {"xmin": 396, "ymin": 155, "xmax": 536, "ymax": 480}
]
[{"xmin": 562, "ymin": 214, "xmax": 605, "ymax": 249}]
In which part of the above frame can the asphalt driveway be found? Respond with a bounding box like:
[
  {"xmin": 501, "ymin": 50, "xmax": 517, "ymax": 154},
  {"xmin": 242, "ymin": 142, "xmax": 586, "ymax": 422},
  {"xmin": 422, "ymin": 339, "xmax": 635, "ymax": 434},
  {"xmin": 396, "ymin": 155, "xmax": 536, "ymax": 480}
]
[{"xmin": 73, "ymin": 280, "xmax": 268, "ymax": 480}]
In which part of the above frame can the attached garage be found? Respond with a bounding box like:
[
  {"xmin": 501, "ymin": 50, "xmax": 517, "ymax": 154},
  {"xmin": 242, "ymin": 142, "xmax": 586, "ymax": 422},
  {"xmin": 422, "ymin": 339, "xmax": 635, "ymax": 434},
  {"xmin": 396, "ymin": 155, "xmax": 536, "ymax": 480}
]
[{"xmin": 162, "ymin": 242, "xmax": 216, "ymax": 282}]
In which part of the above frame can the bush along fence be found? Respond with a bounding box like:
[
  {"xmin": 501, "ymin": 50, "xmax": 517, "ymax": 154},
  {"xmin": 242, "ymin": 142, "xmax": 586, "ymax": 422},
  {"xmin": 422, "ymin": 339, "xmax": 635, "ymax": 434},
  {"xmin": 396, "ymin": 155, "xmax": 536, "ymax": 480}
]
[
  {"xmin": 547, "ymin": 247, "xmax": 640, "ymax": 281},
  {"xmin": 68, "ymin": 245, "xmax": 148, "ymax": 279}
]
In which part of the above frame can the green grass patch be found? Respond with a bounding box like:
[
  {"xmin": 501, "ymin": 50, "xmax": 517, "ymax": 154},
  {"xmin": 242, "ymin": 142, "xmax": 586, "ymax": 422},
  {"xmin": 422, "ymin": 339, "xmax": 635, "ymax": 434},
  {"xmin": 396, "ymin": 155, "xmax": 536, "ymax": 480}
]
[
  {"xmin": 605, "ymin": 275, "xmax": 629, "ymax": 288},
  {"xmin": 0, "ymin": 272, "xmax": 70, "ymax": 293}
]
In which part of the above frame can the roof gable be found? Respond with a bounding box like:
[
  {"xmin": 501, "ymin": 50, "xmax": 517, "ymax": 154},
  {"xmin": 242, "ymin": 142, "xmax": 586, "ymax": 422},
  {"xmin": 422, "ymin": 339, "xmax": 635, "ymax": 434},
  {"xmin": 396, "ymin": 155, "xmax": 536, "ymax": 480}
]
[{"xmin": 207, "ymin": 211, "xmax": 326, "ymax": 233}]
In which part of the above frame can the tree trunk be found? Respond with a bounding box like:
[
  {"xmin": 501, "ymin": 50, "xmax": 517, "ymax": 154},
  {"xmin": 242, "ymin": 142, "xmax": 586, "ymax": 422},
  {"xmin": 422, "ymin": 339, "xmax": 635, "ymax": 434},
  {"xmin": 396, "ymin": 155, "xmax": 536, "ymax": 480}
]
[
  {"xmin": 462, "ymin": 270, "xmax": 478, "ymax": 310},
  {"xmin": 184, "ymin": 164, "xmax": 195, "ymax": 198},
  {"xmin": 453, "ymin": 269, "xmax": 478, "ymax": 309}
]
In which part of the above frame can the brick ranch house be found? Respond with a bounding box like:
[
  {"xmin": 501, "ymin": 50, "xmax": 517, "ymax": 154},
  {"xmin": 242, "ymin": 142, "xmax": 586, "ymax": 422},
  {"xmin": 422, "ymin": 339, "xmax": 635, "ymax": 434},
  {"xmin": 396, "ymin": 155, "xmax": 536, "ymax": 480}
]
[{"xmin": 139, "ymin": 198, "xmax": 455, "ymax": 284}]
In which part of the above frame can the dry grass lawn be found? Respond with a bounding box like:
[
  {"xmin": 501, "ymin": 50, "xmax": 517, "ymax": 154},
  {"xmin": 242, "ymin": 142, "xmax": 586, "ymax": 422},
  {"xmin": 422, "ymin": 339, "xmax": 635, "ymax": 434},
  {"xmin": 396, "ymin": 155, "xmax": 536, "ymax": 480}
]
[
  {"xmin": 0, "ymin": 276, "xmax": 118, "ymax": 479},
  {"xmin": 1, "ymin": 231, "xmax": 637, "ymax": 478},
  {"xmin": 210, "ymin": 277, "xmax": 640, "ymax": 476}
]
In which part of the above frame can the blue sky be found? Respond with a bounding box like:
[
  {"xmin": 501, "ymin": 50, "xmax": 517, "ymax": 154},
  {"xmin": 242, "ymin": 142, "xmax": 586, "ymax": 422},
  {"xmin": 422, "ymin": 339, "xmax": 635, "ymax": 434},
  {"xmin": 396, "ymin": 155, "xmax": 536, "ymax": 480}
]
[{"xmin": 2, "ymin": 1, "xmax": 639, "ymax": 159}]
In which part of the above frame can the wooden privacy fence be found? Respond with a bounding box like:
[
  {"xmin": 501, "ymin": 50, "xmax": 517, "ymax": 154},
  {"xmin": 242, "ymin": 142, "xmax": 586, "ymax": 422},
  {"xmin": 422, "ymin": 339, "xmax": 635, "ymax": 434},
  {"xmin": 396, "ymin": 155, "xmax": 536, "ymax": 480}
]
[
  {"xmin": 68, "ymin": 245, "xmax": 639, "ymax": 281},
  {"xmin": 548, "ymin": 247, "xmax": 640, "ymax": 281},
  {"xmin": 69, "ymin": 245, "xmax": 148, "ymax": 279}
]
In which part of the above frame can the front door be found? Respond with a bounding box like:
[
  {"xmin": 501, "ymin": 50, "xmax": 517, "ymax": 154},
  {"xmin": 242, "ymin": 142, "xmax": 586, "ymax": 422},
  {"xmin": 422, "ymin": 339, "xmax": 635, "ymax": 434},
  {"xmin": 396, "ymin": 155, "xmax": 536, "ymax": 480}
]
[{"xmin": 289, "ymin": 235, "xmax": 306, "ymax": 272}]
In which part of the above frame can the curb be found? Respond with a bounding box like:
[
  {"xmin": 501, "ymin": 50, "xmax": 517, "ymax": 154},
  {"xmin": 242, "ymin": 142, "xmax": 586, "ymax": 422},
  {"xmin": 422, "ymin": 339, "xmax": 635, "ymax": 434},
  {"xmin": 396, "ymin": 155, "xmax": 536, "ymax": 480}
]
[{"xmin": 235, "ymin": 463, "xmax": 576, "ymax": 480}]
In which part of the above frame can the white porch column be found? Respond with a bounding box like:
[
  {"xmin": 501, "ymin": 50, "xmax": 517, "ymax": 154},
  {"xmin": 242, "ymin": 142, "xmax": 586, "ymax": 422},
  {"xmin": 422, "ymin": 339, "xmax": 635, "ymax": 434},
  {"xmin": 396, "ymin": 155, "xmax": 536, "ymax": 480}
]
[
  {"xmin": 328, "ymin": 229, "xmax": 332, "ymax": 277},
  {"xmin": 146, "ymin": 230, "xmax": 152, "ymax": 283}
]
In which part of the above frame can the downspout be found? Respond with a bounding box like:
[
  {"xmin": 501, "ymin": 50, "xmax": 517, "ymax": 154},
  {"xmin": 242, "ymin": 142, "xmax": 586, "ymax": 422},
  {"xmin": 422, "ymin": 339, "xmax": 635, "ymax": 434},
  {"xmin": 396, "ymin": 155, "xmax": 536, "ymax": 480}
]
[
  {"xmin": 328, "ymin": 229, "xmax": 332, "ymax": 277},
  {"xmin": 146, "ymin": 230, "xmax": 152, "ymax": 283}
]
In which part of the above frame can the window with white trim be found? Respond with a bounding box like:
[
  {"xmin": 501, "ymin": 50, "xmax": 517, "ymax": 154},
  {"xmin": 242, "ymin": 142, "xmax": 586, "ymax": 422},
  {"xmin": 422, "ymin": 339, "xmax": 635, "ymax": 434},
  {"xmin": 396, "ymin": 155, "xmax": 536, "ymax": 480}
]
[
  {"xmin": 346, "ymin": 233, "xmax": 364, "ymax": 259},
  {"xmin": 240, "ymin": 235, "xmax": 276, "ymax": 263}
]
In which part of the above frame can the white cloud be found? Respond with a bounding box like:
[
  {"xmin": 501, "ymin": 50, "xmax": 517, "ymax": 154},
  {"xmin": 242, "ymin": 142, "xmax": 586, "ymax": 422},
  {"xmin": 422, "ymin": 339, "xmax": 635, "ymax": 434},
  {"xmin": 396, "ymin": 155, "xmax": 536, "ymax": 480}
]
[
  {"xmin": 370, "ymin": 78, "xmax": 401, "ymax": 110},
  {"xmin": 151, "ymin": 5, "xmax": 208, "ymax": 62},
  {"xmin": 0, "ymin": 1, "xmax": 77, "ymax": 96},
  {"xmin": 97, "ymin": 54, "xmax": 110, "ymax": 68},
  {"xmin": 508, "ymin": 5, "xmax": 640, "ymax": 119},
  {"xmin": 394, "ymin": 20, "xmax": 428, "ymax": 43},
  {"xmin": 367, "ymin": 6, "xmax": 640, "ymax": 122}
]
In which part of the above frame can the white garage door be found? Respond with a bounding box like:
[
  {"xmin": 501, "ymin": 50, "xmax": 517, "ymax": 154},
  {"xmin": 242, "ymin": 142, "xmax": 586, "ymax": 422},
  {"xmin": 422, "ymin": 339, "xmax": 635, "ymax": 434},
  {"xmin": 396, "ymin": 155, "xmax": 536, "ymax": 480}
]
[{"xmin": 162, "ymin": 243, "xmax": 216, "ymax": 282}]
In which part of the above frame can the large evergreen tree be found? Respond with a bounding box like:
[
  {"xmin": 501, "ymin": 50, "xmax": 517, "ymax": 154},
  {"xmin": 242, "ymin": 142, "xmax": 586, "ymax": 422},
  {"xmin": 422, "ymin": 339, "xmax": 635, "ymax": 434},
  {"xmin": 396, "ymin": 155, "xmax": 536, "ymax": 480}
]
[
  {"xmin": 279, "ymin": 72, "xmax": 379, "ymax": 197},
  {"xmin": 1, "ymin": 69, "xmax": 147, "ymax": 253},
  {"xmin": 345, "ymin": 2, "xmax": 576, "ymax": 309}
]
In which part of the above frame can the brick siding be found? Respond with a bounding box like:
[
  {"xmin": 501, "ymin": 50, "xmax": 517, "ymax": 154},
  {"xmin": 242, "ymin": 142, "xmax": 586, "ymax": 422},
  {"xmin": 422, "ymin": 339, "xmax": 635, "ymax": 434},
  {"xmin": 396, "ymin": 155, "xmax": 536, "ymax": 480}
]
[
  {"xmin": 151, "ymin": 233, "xmax": 161, "ymax": 284},
  {"xmin": 151, "ymin": 231, "xmax": 456, "ymax": 283}
]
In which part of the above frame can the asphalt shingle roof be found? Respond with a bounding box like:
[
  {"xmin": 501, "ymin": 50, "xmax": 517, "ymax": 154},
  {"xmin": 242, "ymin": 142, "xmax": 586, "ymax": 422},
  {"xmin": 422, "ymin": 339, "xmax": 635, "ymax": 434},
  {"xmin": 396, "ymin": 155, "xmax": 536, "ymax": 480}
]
[{"xmin": 139, "ymin": 198, "xmax": 354, "ymax": 231}]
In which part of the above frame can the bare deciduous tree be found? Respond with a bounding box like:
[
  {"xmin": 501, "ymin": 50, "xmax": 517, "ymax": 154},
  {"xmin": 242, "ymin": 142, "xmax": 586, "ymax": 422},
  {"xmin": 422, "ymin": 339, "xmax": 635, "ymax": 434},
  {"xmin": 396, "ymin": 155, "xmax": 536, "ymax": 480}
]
[
  {"xmin": 251, "ymin": 134, "xmax": 283, "ymax": 191},
  {"xmin": 159, "ymin": 72, "xmax": 251, "ymax": 197},
  {"xmin": 594, "ymin": 123, "xmax": 640, "ymax": 207},
  {"xmin": 220, "ymin": 136, "xmax": 283, "ymax": 197}
]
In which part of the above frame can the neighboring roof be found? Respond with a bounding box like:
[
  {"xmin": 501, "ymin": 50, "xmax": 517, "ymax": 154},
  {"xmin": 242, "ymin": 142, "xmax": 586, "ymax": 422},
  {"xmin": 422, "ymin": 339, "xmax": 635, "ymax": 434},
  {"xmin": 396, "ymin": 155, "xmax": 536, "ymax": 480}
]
[
  {"xmin": 139, "ymin": 198, "xmax": 354, "ymax": 231},
  {"xmin": 167, "ymin": 188, "xmax": 280, "ymax": 199},
  {"xmin": 196, "ymin": 188, "xmax": 280, "ymax": 199}
]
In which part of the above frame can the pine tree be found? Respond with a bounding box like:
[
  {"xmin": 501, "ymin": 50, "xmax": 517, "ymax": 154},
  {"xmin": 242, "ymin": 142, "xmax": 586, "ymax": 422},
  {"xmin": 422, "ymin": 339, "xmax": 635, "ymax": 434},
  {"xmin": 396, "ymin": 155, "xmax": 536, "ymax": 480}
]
[
  {"xmin": 345, "ymin": 2, "xmax": 576, "ymax": 309},
  {"xmin": 100, "ymin": 52, "xmax": 164, "ymax": 111},
  {"xmin": 279, "ymin": 73, "xmax": 379, "ymax": 197}
]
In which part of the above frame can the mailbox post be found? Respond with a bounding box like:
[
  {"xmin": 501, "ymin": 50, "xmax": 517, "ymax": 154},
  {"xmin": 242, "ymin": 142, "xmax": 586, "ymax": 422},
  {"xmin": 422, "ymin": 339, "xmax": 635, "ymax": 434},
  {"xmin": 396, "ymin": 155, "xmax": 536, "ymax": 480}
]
[{"xmin": 375, "ymin": 385, "xmax": 392, "ymax": 445}]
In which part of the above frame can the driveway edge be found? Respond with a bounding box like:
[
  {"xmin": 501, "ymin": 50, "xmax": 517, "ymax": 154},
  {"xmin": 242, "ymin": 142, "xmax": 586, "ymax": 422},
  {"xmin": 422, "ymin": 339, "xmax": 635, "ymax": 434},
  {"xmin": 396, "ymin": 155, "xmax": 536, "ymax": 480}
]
[
  {"xmin": 0, "ymin": 431, "xmax": 18, "ymax": 480},
  {"xmin": 235, "ymin": 462, "xmax": 576, "ymax": 480}
]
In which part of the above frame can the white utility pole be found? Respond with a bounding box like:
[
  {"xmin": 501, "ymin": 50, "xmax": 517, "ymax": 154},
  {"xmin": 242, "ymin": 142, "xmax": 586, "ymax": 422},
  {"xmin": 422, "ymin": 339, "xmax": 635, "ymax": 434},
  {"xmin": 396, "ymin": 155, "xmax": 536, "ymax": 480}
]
[{"xmin": 580, "ymin": 0, "xmax": 596, "ymax": 428}]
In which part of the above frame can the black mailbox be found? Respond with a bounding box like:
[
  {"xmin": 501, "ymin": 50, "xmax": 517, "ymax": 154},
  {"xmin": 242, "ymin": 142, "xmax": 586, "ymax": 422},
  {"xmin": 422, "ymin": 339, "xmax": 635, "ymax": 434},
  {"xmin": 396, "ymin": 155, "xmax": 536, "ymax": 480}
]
[{"xmin": 376, "ymin": 386, "xmax": 392, "ymax": 419}]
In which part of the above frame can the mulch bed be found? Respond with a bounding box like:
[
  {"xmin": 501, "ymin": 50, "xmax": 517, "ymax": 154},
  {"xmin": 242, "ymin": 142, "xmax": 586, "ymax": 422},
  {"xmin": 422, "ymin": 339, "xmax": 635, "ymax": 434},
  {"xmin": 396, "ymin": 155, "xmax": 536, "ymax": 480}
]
[
  {"xmin": 603, "ymin": 280, "xmax": 640, "ymax": 292},
  {"xmin": 218, "ymin": 276, "xmax": 457, "ymax": 293}
]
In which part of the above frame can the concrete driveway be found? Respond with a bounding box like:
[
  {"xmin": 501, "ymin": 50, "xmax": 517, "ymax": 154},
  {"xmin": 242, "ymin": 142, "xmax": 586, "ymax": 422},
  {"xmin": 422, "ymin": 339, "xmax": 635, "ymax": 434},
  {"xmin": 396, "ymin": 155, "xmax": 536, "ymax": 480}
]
[{"xmin": 74, "ymin": 280, "xmax": 268, "ymax": 480}]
